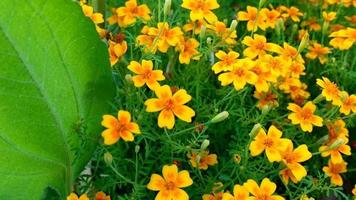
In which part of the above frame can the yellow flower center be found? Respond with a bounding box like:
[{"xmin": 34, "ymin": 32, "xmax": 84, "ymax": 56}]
[
  {"xmin": 165, "ymin": 181, "xmax": 176, "ymax": 190},
  {"xmin": 263, "ymin": 138, "xmax": 274, "ymax": 147},
  {"xmin": 233, "ymin": 68, "xmax": 246, "ymax": 77}
]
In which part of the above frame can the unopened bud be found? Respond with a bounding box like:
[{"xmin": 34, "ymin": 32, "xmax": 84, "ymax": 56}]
[
  {"xmin": 135, "ymin": 145, "xmax": 140, "ymax": 153},
  {"xmin": 211, "ymin": 111, "xmax": 229, "ymax": 123},
  {"xmin": 195, "ymin": 154, "xmax": 201, "ymax": 163},
  {"xmin": 206, "ymin": 37, "xmax": 212, "ymax": 45},
  {"xmin": 259, "ymin": 0, "xmax": 267, "ymax": 8},
  {"xmin": 199, "ymin": 25, "xmax": 206, "ymax": 39},
  {"xmin": 261, "ymin": 105, "xmax": 271, "ymax": 115},
  {"xmin": 275, "ymin": 18, "xmax": 284, "ymax": 37},
  {"xmin": 104, "ymin": 152, "xmax": 113, "ymax": 166},
  {"xmin": 328, "ymin": 138, "xmax": 346, "ymax": 150},
  {"xmin": 322, "ymin": 21, "xmax": 329, "ymax": 36},
  {"xmin": 298, "ymin": 31, "xmax": 309, "ymax": 53},
  {"xmin": 249, "ymin": 123, "xmax": 262, "ymax": 138},
  {"xmin": 200, "ymin": 139, "xmax": 210, "ymax": 150},
  {"xmin": 229, "ymin": 20, "xmax": 238, "ymax": 32},
  {"xmin": 316, "ymin": 134, "xmax": 329, "ymax": 145},
  {"xmin": 312, "ymin": 94, "xmax": 325, "ymax": 104},
  {"xmin": 163, "ymin": 0, "xmax": 172, "ymax": 17},
  {"xmin": 125, "ymin": 74, "xmax": 133, "ymax": 83}
]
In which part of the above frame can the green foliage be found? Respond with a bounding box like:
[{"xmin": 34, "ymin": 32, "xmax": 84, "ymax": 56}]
[{"xmin": 0, "ymin": 0, "xmax": 115, "ymax": 199}]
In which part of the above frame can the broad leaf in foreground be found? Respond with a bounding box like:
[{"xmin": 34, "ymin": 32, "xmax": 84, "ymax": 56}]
[{"xmin": 0, "ymin": 0, "xmax": 115, "ymax": 199}]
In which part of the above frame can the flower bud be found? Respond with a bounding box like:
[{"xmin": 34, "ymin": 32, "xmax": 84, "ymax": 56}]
[
  {"xmin": 163, "ymin": 0, "xmax": 172, "ymax": 17},
  {"xmin": 200, "ymin": 139, "xmax": 210, "ymax": 150},
  {"xmin": 206, "ymin": 37, "xmax": 212, "ymax": 45},
  {"xmin": 199, "ymin": 25, "xmax": 206, "ymax": 39},
  {"xmin": 135, "ymin": 145, "xmax": 140, "ymax": 153},
  {"xmin": 312, "ymin": 94, "xmax": 325, "ymax": 104},
  {"xmin": 322, "ymin": 21, "xmax": 329, "ymax": 36},
  {"xmin": 125, "ymin": 74, "xmax": 132, "ymax": 83},
  {"xmin": 261, "ymin": 105, "xmax": 271, "ymax": 115},
  {"xmin": 259, "ymin": 0, "xmax": 267, "ymax": 8},
  {"xmin": 229, "ymin": 20, "xmax": 238, "ymax": 32},
  {"xmin": 328, "ymin": 138, "xmax": 346, "ymax": 150},
  {"xmin": 298, "ymin": 31, "xmax": 309, "ymax": 53},
  {"xmin": 275, "ymin": 18, "xmax": 284, "ymax": 37},
  {"xmin": 249, "ymin": 123, "xmax": 262, "ymax": 138},
  {"xmin": 104, "ymin": 152, "xmax": 113, "ymax": 166},
  {"xmin": 211, "ymin": 111, "xmax": 229, "ymax": 123}
]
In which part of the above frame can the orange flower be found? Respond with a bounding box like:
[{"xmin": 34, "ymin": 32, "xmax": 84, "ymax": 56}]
[
  {"xmin": 261, "ymin": 55, "xmax": 290, "ymax": 78},
  {"xmin": 95, "ymin": 192, "xmax": 111, "ymax": 200},
  {"xmin": 144, "ymin": 85, "xmax": 195, "ymax": 129},
  {"xmin": 101, "ymin": 110, "xmax": 141, "ymax": 145},
  {"xmin": 137, "ymin": 25, "xmax": 157, "ymax": 53},
  {"xmin": 208, "ymin": 21, "xmax": 237, "ymax": 45},
  {"xmin": 280, "ymin": 141, "xmax": 312, "ymax": 183},
  {"xmin": 176, "ymin": 38, "xmax": 200, "ymax": 64},
  {"xmin": 337, "ymin": 91, "xmax": 356, "ymax": 115},
  {"xmin": 323, "ymin": 160, "xmax": 347, "ymax": 186},
  {"xmin": 108, "ymin": 39, "xmax": 128, "ymax": 66},
  {"xmin": 127, "ymin": 60, "xmax": 165, "ymax": 90},
  {"xmin": 181, "ymin": 0, "xmax": 220, "ymax": 23},
  {"xmin": 212, "ymin": 50, "xmax": 239, "ymax": 74},
  {"xmin": 261, "ymin": 8, "xmax": 281, "ymax": 29},
  {"xmin": 188, "ymin": 150, "xmax": 218, "ymax": 170},
  {"xmin": 67, "ymin": 193, "xmax": 89, "ymax": 200},
  {"xmin": 218, "ymin": 58, "xmax": 258, "ymax": 91},
  {"xmin": 275, "ymin": 42, "xmax": 304, "ymax": 64},
  {"xmin": 253, "ymin": 90, "xmax": 279, "ymax": 109},
  {"xmin": 323, "ymin": 11, "xmax": 337, "ymax": 22},
  {"xmin": 116, "ymin": 0, "xmax": 151, "ymax": 27},
  {"xmin": 242, "ymin": 34, "xmax": 281, "ymax": 59},
  {"xmin": 237, "ymin": 6, "xmax": 266, "ymax": 32},
  {"xmin": 81, "ymin": 4, "xmax": 104, "ymax": 24},
  {"xmin": 287, "ymin": 101, "xmax": 323, "ymax": 132},
  {"xmin": 252, "ymin": 60, "xmax": 277, "ymax": 92},
  {"xmin": 327, "ymin": 119, "xmax": 349, "ymax": 141},
  {"xmin": 319, "ymin": 138, "xmax": 351, "ymax": 163},
  {"xmin": 282, "ymin": 6, "xmax": 303, "ymax": 22},
  {"xmin": 148, "ymin": 22, "xmax": 184, "ymax": 53},
  {"xmin": 183, "ymin": 19, "xmax": 206, "ymax": 35},
  {"xmin": 288, "ymin": 61, "xmax": 306, "ymax": 78},
  {"xmin": 243, "ymin": 178, "xmax": 285, "ymax": 200},
  {"xmin": 306, "ymin": 42, "xmax": 330, "ymax": 64},
  {"xmin": 249, "ymin": 125, "xmax": 290, "ymax": 162},
  {"xmin": 316, "ymin": 77, "xmax": 341, "ymax": 105},
  {"xmin": 147, "ymin": 164, "xmax": 193, "ymax": 200},
  {"xmin": 222, "ymin": 184, "xmax": 249, "ymax": 200}
]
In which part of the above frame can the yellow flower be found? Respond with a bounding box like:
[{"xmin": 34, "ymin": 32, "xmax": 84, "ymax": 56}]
[
  {"xmin": 148, "ymin": 22, "xmax": 184, "ymax": 53},
  {"xmin": 108, "ymin": 36, "xmax": 128, "ymax": 66},
  {"xmin": 222, "ymin": 184, "xmax": 249, "ymax": 200},
  {"xmin": 288, "ymin": 61, "xmax": 306, "ymax": 78},
  {"xmin": 282, "ymin": 6, "xmax": 303, "ymax": 22},
  {"xmin": 252, "ymin": 60, "xmax": 277, "ymax": 92},
  {"xmin": 319, "ymin": 138, "xmax": 351, "ymax": 163},
  {"xmin": 144, "ymin": 85, "xmax": 195, "ymax": 129},
  {"xmin": 338, "ymin": 91, "xmax": 356, "ymax": 115},
  {"xmin": 183, "ymin": 19, "xmax": 206, "ymax": 35},
  {"xmin": 306, "ymin": 42, "xmax": 331, "ymax": 64},
  {"xmin": 127, "ymin": 60, "xmax": 165, "ymax": 90},
  {"xmin": 249, "ymin": 125, "xmax": 290, "ymax": 162},
  {"xmin": 253, "ymin": 90, "xmax": 279, "ymax": 109},
  {"xmin": 275, "ymin": 42, "xmax": 304, "ymax": 64},
  {"xmin": 287, "ymin": 101, "xmax": 323, "ymax": 132},
  {"xmin": 353, "ymin": 184, "xmax": 356, "ymax": 196},
  {"xmin": 116, "ymin": 0, "xmax": 151, "ymax": 27},
  {"xmin": 101, "ymin": 110, "xmax": 141, "ymax": 145},
  {"xmin": 81, "ymin": 4, "xmax": 104, "ymax": 24},
  {"xmin": 203, "ymin": 192, "xmax": 224, "ymax": 200},
  {"xmin": 261, "ymin": 54, "xmax": 290, "ymax": 78},
  {"xmin": 243, "ymin": 178, "xmax": 285, "ymax": 200},
  {"xmin": 323, "ymin": 11, "xmax": 337, "ymax": 22},
  {"xmin": 280, "ymin": 141, "xmax": 312, "ymax": 183},
  {"xmin": 176, "ymin": 38, "xmax": 200, "ymax": 64},
  {"xmin": 207, "ymin": 21, "xmax": 237, "ymax": 45},
  {"xmin": 327, "ymin": 119, "xmax": 349, "ymax": 141},
  {"xmin": 261, "ymin": 8, "xmax": 281, "ymax": 29},
  {"xmin": 181, "ymin": 0, "xmax": 220, "ymax": 23},
  {"xmin": 95, "ymin": 191, "xmax": 111, "ymax": 200},
  {"xmin": 329, "ymin": 27, "xmax": 356, "ymax": 50},
  {"xmin": 316, "ymin": 77, "xmax": 341, "ymax": 105},
  {"xmin": 322, "ymin": 159, "xmax": 347, "ymax": 186},
  {"xmin": 242, "ymin": 34, "xmax": 281, "ymax": 59},
  {"xmin": 137, "ymin": 25, "xmax": 157, "ymax": 53},
  {"xmin": 280, "ymin": 168, "xmax": 299, "ymax": 184},
  {"xmin": 188, "ymin": 150, "xmax": 218, "ymax": 170},
  {"xmin": 67, "ymin": 193, "xmax": 89, "ymax": 200},
  {"xmin": 237, "ymin": 6, "xmax": 266, "ymax": 32},
  {"xmin": 147, "ymin": 164, "xmax": 193, "ymax": 200},
  {"xmin": 212, "ymin": 50, "xmax": 239, "ymax": 74},
  {"xmin": 218, "ymin": 58, "xmax": 258, "ymax": 91}
]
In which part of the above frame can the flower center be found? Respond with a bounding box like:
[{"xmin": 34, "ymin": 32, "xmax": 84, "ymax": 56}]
[
  {"xmin": 263, "ymin": 138, "xmax": 274, "ymax": 147},
  {"xmin": 255, "ymin": 42, "xmax": 265, "ymax": 50},
  {"xmin": 165, "ymin": 99, "xmax": 175, "ymax": 110},
  {"xmin": 234, "ymin": 68, "xmax": 245, "ymax": 76},
  {"xmin": 257, "ymin": 194, "xmax": 270, "ymax": 200},
  {"xmin": 142, "ymin": 71, "xmax": 152, "ymax": 79},
  {"xmin": 165, "ymin": 181, "xmax": 176, "ymax": 190},
  {"xmin": 301, "ymin": 109, "xmax": 312, "ymax": 120}
]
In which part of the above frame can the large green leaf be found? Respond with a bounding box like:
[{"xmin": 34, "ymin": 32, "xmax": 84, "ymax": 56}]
[{"xmin": 0, "ymin": 0, "xmax": 115, "ymax": 199}]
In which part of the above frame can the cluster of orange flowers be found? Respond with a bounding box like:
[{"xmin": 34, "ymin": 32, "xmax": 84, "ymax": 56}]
[{"xmin": 74, "ymin": 0, "xmax": 356, "ymax": 199}]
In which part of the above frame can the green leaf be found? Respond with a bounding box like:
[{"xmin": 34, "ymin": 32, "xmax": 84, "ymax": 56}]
[{"xmin": 0, "ymin": 0, "xmax": 115, "ymax": 199}]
